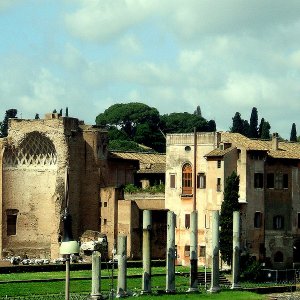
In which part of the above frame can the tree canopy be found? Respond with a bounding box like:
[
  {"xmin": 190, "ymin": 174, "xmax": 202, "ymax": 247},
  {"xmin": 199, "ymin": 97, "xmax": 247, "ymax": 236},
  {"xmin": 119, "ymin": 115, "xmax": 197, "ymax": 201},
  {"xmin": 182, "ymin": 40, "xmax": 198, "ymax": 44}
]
[
  {"xmin": 96, "ymin": 102, "xmax": 217, "ymax": 153},
  {"xmin": 0, "ymin": 109, "xmax": 18, "ymax": 137},
  {"xmin": 96, "ymin": 102, "xmax": 165, "ymax": 152},
  {"xmin": 290, "ymin": 123, "xmax": 297, "ymax": 142},
  {"xmin": 231, "ymin": 112, "xmax": 247, "ymax": 135},
  {"xmin": 160, "ymin": 112, "xmax": 211, "ymax": 134},
  {"xmin": 249, "ymin": 107, "xmax": 258, "ymax": 138},
  {"xmin": 220, "ymin": 171, "xmax": 240, "ymax": 266}
]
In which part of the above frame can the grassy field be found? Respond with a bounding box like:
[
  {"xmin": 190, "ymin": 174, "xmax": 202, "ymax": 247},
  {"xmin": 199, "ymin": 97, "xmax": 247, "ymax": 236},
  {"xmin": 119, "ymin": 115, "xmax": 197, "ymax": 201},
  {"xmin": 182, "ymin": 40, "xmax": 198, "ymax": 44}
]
[{"xmin": 0, "ymin": 266, "xmax": 267, "ymax": 299}]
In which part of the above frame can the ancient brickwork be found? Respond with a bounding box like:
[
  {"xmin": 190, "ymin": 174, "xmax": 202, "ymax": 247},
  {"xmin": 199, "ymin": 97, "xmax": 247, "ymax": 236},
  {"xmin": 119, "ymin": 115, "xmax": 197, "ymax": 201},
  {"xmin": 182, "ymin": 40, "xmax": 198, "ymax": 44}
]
[{"xmin": 0, "ymin": 115, "xmax": 108, "ymax": 259}]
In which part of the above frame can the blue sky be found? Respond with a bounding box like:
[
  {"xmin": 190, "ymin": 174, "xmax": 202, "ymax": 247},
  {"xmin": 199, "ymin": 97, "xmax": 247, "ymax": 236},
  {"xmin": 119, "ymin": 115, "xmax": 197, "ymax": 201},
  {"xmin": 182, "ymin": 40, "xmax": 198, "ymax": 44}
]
[{"xmin": 1, "ymin": 0, "xmax": 300, "ymax": 139}]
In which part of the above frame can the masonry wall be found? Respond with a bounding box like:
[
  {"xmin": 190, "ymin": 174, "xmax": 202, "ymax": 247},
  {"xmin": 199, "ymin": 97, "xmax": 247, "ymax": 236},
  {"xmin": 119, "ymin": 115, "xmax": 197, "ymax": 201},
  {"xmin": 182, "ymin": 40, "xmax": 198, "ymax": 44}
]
[{"xmin": 165, "ymin": 132, "xmax": 217, "ymax": 266}]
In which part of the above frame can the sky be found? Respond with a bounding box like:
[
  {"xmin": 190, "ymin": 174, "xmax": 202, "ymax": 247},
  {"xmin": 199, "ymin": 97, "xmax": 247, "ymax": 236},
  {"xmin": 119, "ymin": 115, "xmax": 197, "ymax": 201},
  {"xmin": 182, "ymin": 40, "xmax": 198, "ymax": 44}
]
[{"xmin": 1, "ymin": 0, "xmax": 300, "ymax": 139}]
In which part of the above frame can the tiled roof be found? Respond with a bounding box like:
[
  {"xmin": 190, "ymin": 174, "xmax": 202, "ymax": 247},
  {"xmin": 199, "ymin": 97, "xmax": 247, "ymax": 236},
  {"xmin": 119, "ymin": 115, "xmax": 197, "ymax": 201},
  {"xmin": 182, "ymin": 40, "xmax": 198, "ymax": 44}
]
[
  {"xmin": 109, "ymin": 151, "xmax": 166, "ymax": 173},
  {"xmin": 221, "ymin": 132, "xmax": 300, "ymax": 159},
  {"xmin": 205, "ymin": 146, "xmax": 235, "ymax": 157}
]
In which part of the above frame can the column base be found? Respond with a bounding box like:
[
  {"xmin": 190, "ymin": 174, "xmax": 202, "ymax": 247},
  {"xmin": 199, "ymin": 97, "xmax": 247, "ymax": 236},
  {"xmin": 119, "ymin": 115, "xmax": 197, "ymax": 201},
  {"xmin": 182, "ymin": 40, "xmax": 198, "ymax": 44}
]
[
  {"xmin": 208, "ymin": 286, "xmax": 221, "ymax": 293},
  {"xmin": 187, "ymin": 287, "xmax": 199, "ymax": 293},
  {"xmin": 88, "ymin": 294, "xmax": 104, "ymax": 300},
  {"xmin": 231, "ymin": 283, "xmax": 241, "ymax": 290},
  {"xmin": 140, "ymin": 290, "xmax": 151, "ymax": 295}
]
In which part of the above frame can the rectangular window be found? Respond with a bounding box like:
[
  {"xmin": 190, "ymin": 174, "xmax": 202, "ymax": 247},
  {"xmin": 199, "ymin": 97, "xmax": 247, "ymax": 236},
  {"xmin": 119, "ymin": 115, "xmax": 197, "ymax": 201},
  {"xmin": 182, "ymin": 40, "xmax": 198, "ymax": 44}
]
[
  {"xmin": 184, "ymin": 245, "xmax": 190, "ymax": 257},
  {"xmin": 197, "ymin": 173, "xmax": 206, "ymax": 189},
  {"xmin": 185, "ymin": 214, "xmax": 190, "ymax": 229},
  {"xmin": 104, "ymin": 202, "xmax": 108, "ymax": 207},
  {"xmin": 254, "ymin": 212, "xmax": 262, "ymax": 228},
  {"xmin": 7, "ymin": 215, "xmax": 17, "ymax": 236},
  {"xmin": 283, "ymin": 174, "xmax": 288, "ymax": 189},
  {"xmin": 266, "ymin": 173, "xmax": 274, "ymax": 188},
  {"xmin": 199, "ymin": 246, "xmax": 206, "ymax": 257},
  {"xmin": 273, "ymin": 215, "xmax": 284, "ymax": 230},
  {"xmin": 254, "ymin": 173, "xmax": 264, "ymax": 188},
  {"xmin": 217, "ymin": 160, "xmax": 221, "ymax": 168},
  {"xmin": 204, "ymin": 214, "xmax": 210, "ymax": 229},
  {"xmin": 103, "ymin": 219, "xmax": 107, "ymax": 225},
  {"xmin": 275, "ymin": 173, "xmax": 283, "ymax": 189},
  {"xmin": 170, "ymin": 174, "xmax": 176, "ymax": 188},
  {"xmin": 217, "ymin": 178, "xmax": 221, "ymax": 192}
]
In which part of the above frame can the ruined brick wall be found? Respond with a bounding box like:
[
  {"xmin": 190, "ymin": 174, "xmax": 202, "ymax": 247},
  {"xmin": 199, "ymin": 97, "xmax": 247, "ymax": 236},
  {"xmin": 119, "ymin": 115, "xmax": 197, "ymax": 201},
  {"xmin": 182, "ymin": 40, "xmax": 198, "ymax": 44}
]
[
  {"xmin": 0, "ymin": 117, "xmax": 108, "ymax": 259},
  {"xmin": 1, "ymin": 118, "xmax": 69, "ymax": 258}
]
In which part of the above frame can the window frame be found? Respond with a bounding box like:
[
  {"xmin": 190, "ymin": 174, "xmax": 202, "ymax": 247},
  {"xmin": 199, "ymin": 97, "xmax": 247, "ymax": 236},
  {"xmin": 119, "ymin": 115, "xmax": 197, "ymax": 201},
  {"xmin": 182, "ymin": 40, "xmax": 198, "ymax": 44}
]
[
  {"xmin": 182, "ymin": 163, "xmax": 193, "ymax": 195},
  {"xmin": 254, "ymin": 211, "xmax": 262, "ymax": 228},
  {"xmin": 273, "ymin": 215, "xmax": 284, "ymax": 230},
  {"xmin": 254, "ymin": 172, "xmax": 264, "ymax": 189},
  {"xmin": 7, "ymin": 214, "xmax": 17, "ymax": 236},
  {"xmin": 170, "ymin": 173, "xmax": 176, "ymax": 189},
  {"xmin": 197, "ymin": 173, "xmax": 206, "ymax": 189}
]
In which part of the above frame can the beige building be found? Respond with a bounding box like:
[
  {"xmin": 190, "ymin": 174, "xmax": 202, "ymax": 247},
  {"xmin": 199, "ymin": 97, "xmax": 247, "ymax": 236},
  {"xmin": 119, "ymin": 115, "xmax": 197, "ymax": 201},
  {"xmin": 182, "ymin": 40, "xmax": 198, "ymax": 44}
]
[
  {"xmin": 0, "ymin": 113, "xmax": 108, "ymax": 259},
  {"xmin": 0, "ymin": 114, "xmax": 167, "ymax": 260},
  {"xmin": 100, "ymin": 151, "xmax": 166, "ymax": 259},
  {"xmin": 165, "ymin": 131, "xmax": 300, "ymax": 269}
]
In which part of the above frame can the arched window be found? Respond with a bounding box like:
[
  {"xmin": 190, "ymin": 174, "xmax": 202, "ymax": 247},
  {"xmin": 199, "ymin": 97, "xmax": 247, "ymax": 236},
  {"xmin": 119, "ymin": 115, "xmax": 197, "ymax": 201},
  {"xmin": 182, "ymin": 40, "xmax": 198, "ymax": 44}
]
[
  {"xmin": 3, "ymin": 132, "xmax": 57, "ymax": 168},
  {"xmin": 274, "ymin": 251, "xmax": 283, "ymax": 263},
  {"xmin": 182, "ymin": 163, "xmax": 192, "ymax": 195}
]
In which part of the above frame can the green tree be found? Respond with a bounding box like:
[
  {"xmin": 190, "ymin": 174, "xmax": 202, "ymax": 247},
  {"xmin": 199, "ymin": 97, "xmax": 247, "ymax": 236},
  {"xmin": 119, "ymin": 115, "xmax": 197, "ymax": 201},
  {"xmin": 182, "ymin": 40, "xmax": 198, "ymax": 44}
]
[
  {"xmin": 0, "ymin": 109, "xmax": 18, "ymax": 137},
  {"xmin": 220, "ymin": 171, "xmax": 240, "ymax": 266},
  {"xmin": 249, "ymin": 107, "xmax": 258, "ymax": 138},
  {"xmin": 194, "ymin": 105, "xmax": 202, "ymax": 117},
  {"xmin": 290, "ymin": 123, "xmax": 297, "ymax": 142},
  {"xmin": 207, "ymin": 119, "xmax": 216, "ymax": 132},
  {"xmin": 95, "ymin": 102, "xmax": 164, "ymax": 152},
  {"xmin": 231, "ymin": 112, "xmax": 244, "ymax": 134},
  {"xmin": 258, "ymin": 118, "xmax": 265, "ymax": 138},
  {"xmin": 160, "ymin": 112, "xmax": 210, "ymax": 133},
  {"xmin": 35, "ymin": 113, "xmax": 40, "ymax": 119},
  {"xmin": 261, "ymin": 121, "xmax": 271, "ymax": 140}
]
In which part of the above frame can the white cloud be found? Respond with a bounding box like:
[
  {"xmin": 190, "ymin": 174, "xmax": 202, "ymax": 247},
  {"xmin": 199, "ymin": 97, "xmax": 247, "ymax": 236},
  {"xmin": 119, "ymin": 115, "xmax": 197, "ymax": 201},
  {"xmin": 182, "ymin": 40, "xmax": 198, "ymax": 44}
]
[
  {"xmin": 0, "ymin": 0, "xmax": 21, "ymax": 12},
  {"xmin": 65, "ymin": 0, "xmax": 159, "ymax": 42},
  {"xmin": 119, "ymin": 35, "xmax": 142, "ymax": 54}
]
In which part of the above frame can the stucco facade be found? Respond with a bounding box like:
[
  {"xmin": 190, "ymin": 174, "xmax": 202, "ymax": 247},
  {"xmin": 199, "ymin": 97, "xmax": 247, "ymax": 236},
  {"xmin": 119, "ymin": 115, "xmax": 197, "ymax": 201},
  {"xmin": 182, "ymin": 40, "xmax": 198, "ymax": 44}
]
[{"xmin": 165, "ymin": 131, "xmax": 300, "ymax": 269}]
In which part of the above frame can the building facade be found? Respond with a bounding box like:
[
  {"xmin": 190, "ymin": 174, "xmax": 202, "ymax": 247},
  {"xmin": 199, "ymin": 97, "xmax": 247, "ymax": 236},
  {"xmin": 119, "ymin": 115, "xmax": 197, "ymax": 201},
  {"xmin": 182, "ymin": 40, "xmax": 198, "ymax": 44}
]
[
  {"xmin": 0, "ymin": 113, "xmax": 108, "ymax": 259},
  {"xmin": 165, "ymin": 131, "xmax": 300, "ymax": 269}
]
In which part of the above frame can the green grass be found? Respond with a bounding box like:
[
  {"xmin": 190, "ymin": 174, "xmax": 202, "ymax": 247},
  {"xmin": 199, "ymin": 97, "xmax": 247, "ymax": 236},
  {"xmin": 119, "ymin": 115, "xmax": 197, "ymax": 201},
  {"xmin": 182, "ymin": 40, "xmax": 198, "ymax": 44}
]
[{"xmin": 0, "ymin": 266, "xmax": 266, "ymax": 299}]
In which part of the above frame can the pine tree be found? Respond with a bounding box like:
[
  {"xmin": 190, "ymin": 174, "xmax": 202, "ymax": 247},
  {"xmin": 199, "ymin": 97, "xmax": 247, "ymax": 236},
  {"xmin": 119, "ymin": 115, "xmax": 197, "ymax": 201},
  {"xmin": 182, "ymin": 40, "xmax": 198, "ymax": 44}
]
[
  {"xmin": 249, "ymin": 107, "xmax": 258, "ymax": 138},
  {"xmin": 261, "ymin": 121, "xmax": 271, "ymax": 140},
  {"xmin": 290, "ymin": 123, "xmax": 297, "ymax": 142},
  {"xmin": 194, "ymin": 105, "xmax": 202, "ymax": 117},
  {"xmin": 243, "ymin": 120, "xmax": 250, "ymax": 137},
  {"xmin": 231, "ymin": 112, "xmax": 244, "ymax": 134},
  {"xmin": 258, "ymin": 118, "xmax": 265, "ymax": 138},
  {"xmin": 0, "ymin": 109, "xmax": 17, "ymax": 137},
  {"xmin": 219, "ymin": 171, "xmax": 240, "ymax": 266}
]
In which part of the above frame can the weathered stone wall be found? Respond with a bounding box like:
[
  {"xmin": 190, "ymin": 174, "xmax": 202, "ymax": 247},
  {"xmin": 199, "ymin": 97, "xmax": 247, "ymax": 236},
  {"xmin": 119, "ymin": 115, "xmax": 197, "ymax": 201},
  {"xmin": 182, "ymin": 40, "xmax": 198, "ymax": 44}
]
[{"xmin": 0, "ymin": 117, "xmax": 108, "ymax": 259}]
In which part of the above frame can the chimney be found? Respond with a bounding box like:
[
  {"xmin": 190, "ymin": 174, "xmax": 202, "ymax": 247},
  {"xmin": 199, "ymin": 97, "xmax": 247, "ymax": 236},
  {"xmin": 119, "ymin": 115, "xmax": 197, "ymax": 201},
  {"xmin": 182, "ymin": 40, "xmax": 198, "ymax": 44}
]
[{"xmin": 272, "ymin": 132, "xmax": 279, "ymax": 150}]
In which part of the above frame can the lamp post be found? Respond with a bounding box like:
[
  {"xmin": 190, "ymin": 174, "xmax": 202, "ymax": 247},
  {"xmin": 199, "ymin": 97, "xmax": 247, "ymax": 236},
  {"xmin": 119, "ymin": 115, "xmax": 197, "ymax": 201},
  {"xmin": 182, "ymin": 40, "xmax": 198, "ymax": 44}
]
[{"xmin": 59, "ymin": 167, "xmax": 80, "ymax": 300}]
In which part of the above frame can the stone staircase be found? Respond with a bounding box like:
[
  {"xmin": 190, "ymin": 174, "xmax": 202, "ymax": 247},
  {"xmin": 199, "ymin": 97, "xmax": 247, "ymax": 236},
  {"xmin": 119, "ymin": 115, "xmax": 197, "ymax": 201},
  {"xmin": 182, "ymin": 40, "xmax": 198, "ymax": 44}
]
[{"xmin": 197, "ymin": 271, "xmax": 232, "ymax": 287}]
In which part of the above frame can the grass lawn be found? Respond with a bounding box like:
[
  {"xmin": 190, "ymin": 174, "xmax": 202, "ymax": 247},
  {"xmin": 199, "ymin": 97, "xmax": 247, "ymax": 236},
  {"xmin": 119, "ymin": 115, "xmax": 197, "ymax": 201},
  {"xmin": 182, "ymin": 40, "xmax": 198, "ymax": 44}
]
[{"xmin": 0, "ymin": 266, "xmax": 267, "ymax": 299}]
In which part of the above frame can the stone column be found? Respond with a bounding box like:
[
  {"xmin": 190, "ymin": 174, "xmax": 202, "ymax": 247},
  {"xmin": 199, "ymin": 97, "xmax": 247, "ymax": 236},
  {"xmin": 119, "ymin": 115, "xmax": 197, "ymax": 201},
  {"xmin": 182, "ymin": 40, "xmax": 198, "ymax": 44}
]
[
  {"xmin": 188, "ymin": 210, "xmax": 198, "ymax": 292},
  {"xmin": 231, "ymin": 211, "xmax": 241, "ymax": 289},
  {"xmin": 90, "ymin": 251, "xmax": 103, "ymax": 299},
  {"xmin": 117, "ymin": 235, "xmax": 127, "ymax": 297},
  {"xmin": 209, "ymin": 210, "xmax": 220, "ymax": 293},
  {"xmin": 166, "ymin": 211, "xmax": 176, "ymax": 293},
  {"xmin": 141, "ymin": 210, "xmax": 152, "ymax": 294}
]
